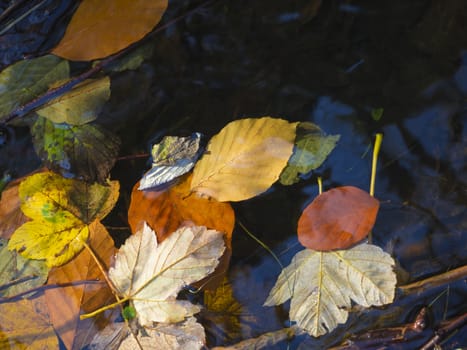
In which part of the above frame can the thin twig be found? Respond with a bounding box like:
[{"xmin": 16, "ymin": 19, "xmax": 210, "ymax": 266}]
[{"xmin": 398, "ymin": 265, "xmax": 467, "ymax": 294}]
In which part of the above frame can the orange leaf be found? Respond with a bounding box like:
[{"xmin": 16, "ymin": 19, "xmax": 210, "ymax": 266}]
[
  {"xmin": 0, "ymin": 178, "xmax": 28, "ymax": 239},
  {"xmin": 128, "ymin": 173, "xmax": 234, "ymax": 245},
  {"xmin": 297, "ymin": 186, "xmax": 379, "ymax": 251},
  {"xmin": 44, "ymin": 220, "xmax": 118, "ymax": 350},
  {"xmin": 52, "ymin": 0, "xmax": 168, "ymax": 61},
  {"xmin": 128, "ymin": 173, "xmax": 234, "ymax": 289}
]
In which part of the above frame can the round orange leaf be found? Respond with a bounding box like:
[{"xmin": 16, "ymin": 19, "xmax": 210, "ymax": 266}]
[{"xmin": 297, "ymin": 186, "xmax": 379, "ymax": 251}]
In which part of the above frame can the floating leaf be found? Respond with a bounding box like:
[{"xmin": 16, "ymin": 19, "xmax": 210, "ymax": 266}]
[
  {"xmin": 0, "ymin": 177, "xmax": 28, "ymax": 239},
  {"xmin": 0, "ymin": 55, "xmax": 69, "ymax": 121},
  {"xmin": 264, "ymin": 243, "xmax": 396, "ymax": 337},
  {"xmin": 108, "ymin": 223, "xmax": 225, "ymax": 325},
  {"xmin": 0, "ymin": 237, "xmax": 49, "ymax": 297},
  {"xmin": 36, "ymin": 77, "xmax": 111, "ymax": 125},
  {"xmin": 52, "ymin": 0, "xmax": 168, "ymax": 61},
  {"xmin": 129, "ymin": 174, "xmax": 234, "ymax": 243},
  {"xmin": 45, "ymin": 221, "xmax": 118, "ymax": 350},
  {"xmin": 8, "ymin": 171, "xmax": 119, "ymax": 267},
  {"xmin": 139, "ymin": 133, "xmax": 203, "ymax": 190},
  {"xmin": 0, "ymin": 297, "xmax": 59, "ymax": 349},
  {"xmin": 31, "ymin": 116, "xmax": 120, "ymax": 182},
  {"xmin": 191, "ymin": 117, "xmax": 297, "ymax": 202},
  {"xmin": 280, "ymin": 122, "xmax": 340, "ymax": 185},
  {"xmin": 298, "ymin": 186, "xmax": 379, "ymax": 251}
]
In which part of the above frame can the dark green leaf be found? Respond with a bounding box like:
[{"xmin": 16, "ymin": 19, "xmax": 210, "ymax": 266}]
[{"xmin": 31, "ymin": 116, "xmax": 120, "ymax": 182}]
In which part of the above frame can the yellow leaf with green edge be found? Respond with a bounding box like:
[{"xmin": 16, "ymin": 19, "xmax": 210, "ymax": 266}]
[
  {"xmin": 191, "ymin": 117, "xmax": 298, "ymax": 202},
  {"xmin": 36, "ymin": 77, "xmax": 111, "ymax": 125},
  {"xmin": 8, "ymin": 171, "xmax": 119, "ymax": 267}
]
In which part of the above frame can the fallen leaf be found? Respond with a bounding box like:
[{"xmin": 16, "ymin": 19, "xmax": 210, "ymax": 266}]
[
  {"xmin": 0, "ymin": 55, "xmax": 69, "ymax": 121},
  {"xmin": 0, "ymin": 178, "xmax": 28, "ymax": 239},
  {"xmin": 8, "ymin": 171, "xmax": 119, "ymax": 267},
  {"xmin": 119, "ymin": 317, "xmax": 205, "ymax": 350},
  {"xmin": 191, "ymin": 117, "xmax": 297, "ymax": 202},
  {"xmin": 108, "ymin": 223, "xmax": 225, "ymax": 325},
  {"xmin": 264, "ymin": 243, "xmax": 396, "ymax": 337},
  {"xmin": 52, "ymin": 0, "xmax": 168, "ymax": 61},
  {"xmin": 31, "ymin": 116, "xmax": 120, "ymax": 182},
  {"xmin": 139, "ymin": 133, "xmax": 203, "ymax": 190},
  {"xmin": 0, "ymin": 237, "xmax": 48, "ymax": 298},
  {"xmin": 129, "ymin": 174, "xmax": 234, "ymax": 289},
  {"xmin": 0, "ymin": 297, "xmax": 59, "ymax": 349},
  {"xmin": 36, "ymin": 77, "xmax": 111, "ymax": 125},
  {"xmin": 280, "ymin": 122, "xmax": 340, "ymax": 185},
  {"xmin": 129, "ymin": 174, "xmax": 234, "ymax": 244},
  {"xmin": 45, "ymin": 221, "xmax": 118, "ymax": 350},
  {"xmin": 298, "ymin": 186, "xmax": 379, "ymax": 251}
]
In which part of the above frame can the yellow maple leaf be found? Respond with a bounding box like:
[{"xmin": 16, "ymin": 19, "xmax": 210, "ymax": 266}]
[
  {"xmin": 8, "ymin": 171, "xmax": 119, "ymax": 267},
  {"xmin": 191, "ymin": 117, "xmax": 298, "ymax": 202}
]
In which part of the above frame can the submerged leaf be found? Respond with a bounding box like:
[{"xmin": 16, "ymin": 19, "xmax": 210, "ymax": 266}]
[
  {"xmin": 0, "ymin": 177, "xmax": 29, "ymax": 239},
  {"xmin": 0, "ymin": 55, "xmax": 69, "ymax": 121},
  {"xmin": 31, "ymin": 116, "xmax": 120, "ymax": 182},
  {"xmin": 298, "ymin": 186, "xmax": 379, "ymax": 251},
  {"xmin": 119, "ymin": 317, "xmax": 205, "ymax": 350},
  {"xmin": 0, "ymin": 237, "xmax": 48, "ymax": 297},
  {"xmin": 139, "ymin": 133, "xmax": 203, "ymax": 190},
  {"xmin": 191, "ymin": 117, "xmax": 297, "ymax": 201},
  {"xmin": 36, "ymin": 77, "xmax": 111, "ymax": 125},
  {"xmin": 108, "ymin": 223, "xmax": 225, "ymax": 325},
  {"xmin": 8, "ymin": 171, "xmax": 119, "ymax": 267},
  {"xmin": 52, "ymin": 0, "xmax": 168, "ymax": 61},
  {"xmin": 280, "ymin": 122, "xmax": 340, "ymax": 185},
  {"xmin": 264, "ymin": 244, "xmax": 396, "ymax": 337}
]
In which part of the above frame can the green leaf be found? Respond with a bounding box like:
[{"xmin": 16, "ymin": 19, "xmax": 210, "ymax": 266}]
[
  {"xmin": 264, "ymin": 243, "xmax": 396, "ymax": 337},
  {"xmin": 0, "ymin": 55, "xmax": 69, "ymax": 122},
  {"xmin": 36, "ymin": 77, "xmax": 111, "ymax": 125},
  {"xmin": 8, "ymin": 171, "xmax": 119, "ymax": 267},
  {"xmin": 31, "ymin": 116, "xmax": 120, "ymax": 182},
  {"xmin": 0, "ymin": 238, "xmax": 49, "ymax": 297},
  {"xmin": 280, "ymin": 122, "xmax": 340, "ymax": 185}
]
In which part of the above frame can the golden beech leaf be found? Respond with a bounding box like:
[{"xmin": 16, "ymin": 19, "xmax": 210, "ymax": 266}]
[
  {"xmin": 191, "ymin": 117, "xmax": 298, "ymax": 202},
  {"xmin": 8, "ymin": 171, "xmax": 119, "ymax": 267},
  {"xmin": 297, "ymin": 186, "xmax": 379, "ymax": 251},
  {"xmin": 0, "ymin": 296, "xmax": 59, "ymax": 349},
  {"xmin": 45, "ymin": 221, "xmax": 118, "ymax": 350},
  {"xmin": 52, "ymin": 0, "xmax": 168, "ymax": 61}
]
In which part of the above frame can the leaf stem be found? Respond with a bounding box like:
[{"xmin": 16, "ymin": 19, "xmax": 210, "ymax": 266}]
[
  {"xmin": 370, "ymin": 133, "xmax": 383, "ymax": 197},
  {"xmin": 317, "ymin": 176, "xmax": 323, "ymax": 195},
  {"xmin": 80, "ymin": 296, "xmax": 130, "ymax": 320}
]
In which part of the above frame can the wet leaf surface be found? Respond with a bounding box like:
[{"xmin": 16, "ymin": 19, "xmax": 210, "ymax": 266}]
[
  {"xmin": 8, "ymin": 171, "xmax": 119, "ymax": 266},
  {"xmin": 298, "ymin": 186, "xmax": 380, "ymax": 251},
  {"xmin": 52, "ymin": 0, "xmax": 168, "ymax": 61},
  {"xmin": 191, "ymin": 117, "xmax": 297, "ymax": 201}
]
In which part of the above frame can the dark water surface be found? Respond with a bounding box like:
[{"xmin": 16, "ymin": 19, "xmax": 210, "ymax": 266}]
[{"xmin": 2, "ymin": 0, "xmax": 466, "ymax": 349}]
